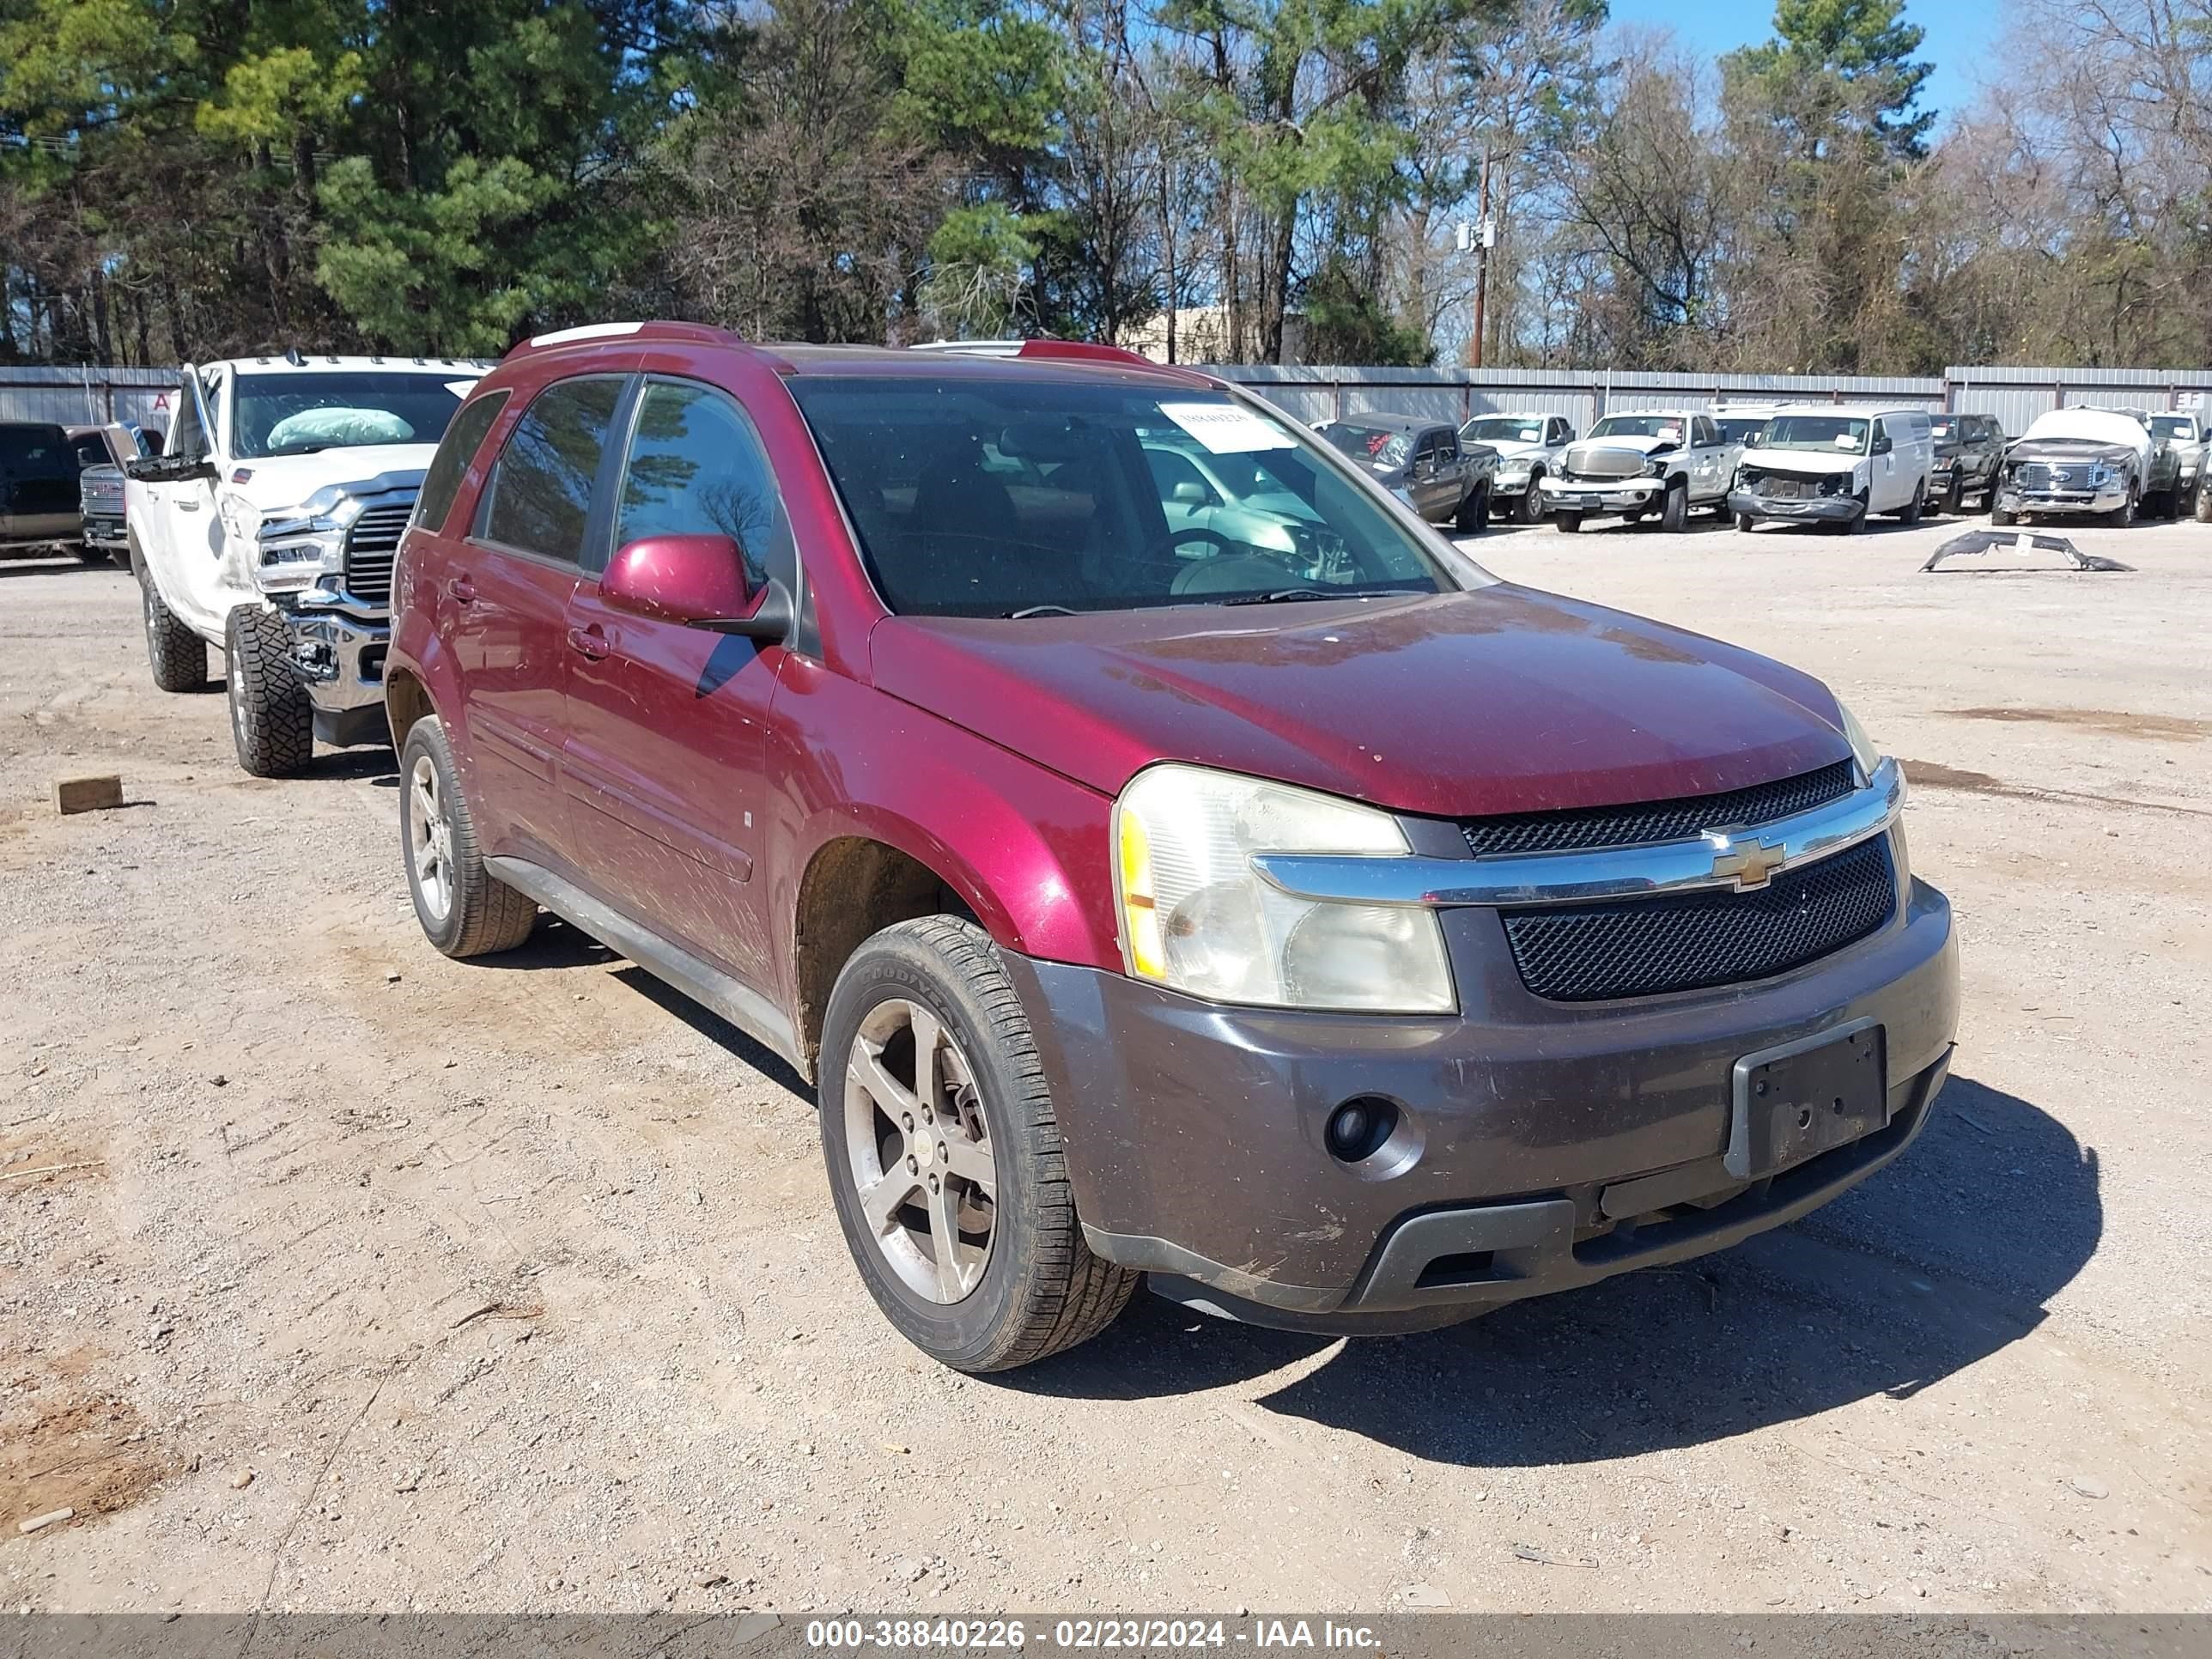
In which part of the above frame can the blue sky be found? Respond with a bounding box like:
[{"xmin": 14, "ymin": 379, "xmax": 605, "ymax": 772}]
[{"xmin": 1607, "ymin": 0, "xmax": 2004, "ymax": 133}]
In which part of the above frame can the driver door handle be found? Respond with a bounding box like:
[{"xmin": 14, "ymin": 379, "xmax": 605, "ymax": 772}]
[
  {"xmin": 178, "ymin": 497, "xmax": 201, "ymax": 512},
  {"xmin": 567, "ymin": 624, "xmax": 611, "ymax": 661},
  {"xmin": 447, "ymin": 576, "xmax": 476, "ymax": 604}
]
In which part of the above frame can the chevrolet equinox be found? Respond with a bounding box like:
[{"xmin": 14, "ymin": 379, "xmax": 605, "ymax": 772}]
[{"xmin": 384, "ymin": 324, "xmax": 1959, "ymax": 1372}]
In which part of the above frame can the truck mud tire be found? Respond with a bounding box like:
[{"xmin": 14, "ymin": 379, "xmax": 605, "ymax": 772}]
[
  {"xmin": 1554, "ymin": 510, "xmax": 1582, "ymax": 534},
  {"xmin": 1990, "ymin": 503, "xmax": 2017, "ymax": 526},
  {"xmin": 1454, "ymin": 482, "xmax": 1490, "ymax": 534},
  {"xmin": 141, "ymin": 568, "xmax": 209, "ymax": 692},
  {"xmin": 819, "ymin": 915, "xmax": 1139, "ymax": 1373},
  {"xmin": 1515, "ymin": 474, "xmax": 1545, "ymax": 523},
  {"xmin": 2110, "ymin": 483, "xmax": 2138, "ymax": 527},
  {"xmin": 225, "ymin": 606, "xmax": 313, "ymax": 779},
  {"xmin": 398, "ymin": 715, "xmax": 538, "ymax": 957},
  {"xmin": 1658, "ymin": 479, "xmax": 1688, "ymax": 532},
  {"xmin": 2196, "ymin": 480, "xmax": 2212, "ymax": 523}
]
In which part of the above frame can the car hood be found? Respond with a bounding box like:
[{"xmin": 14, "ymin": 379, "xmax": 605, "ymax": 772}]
[
  {"xmin": 1475, "ymin": 438, "xmax": 1549, "ymax": 463},
  {"xmin": 218, "ymin": 444, "xmax": 441, "ymax": 514},
  {"xmin": 869, "ymin": 587, "xmax": 1851, "ymax": 817},
  {"xmin": 2006, "ymin": 437, "xmax": 2141, "ymax": 467},
  {"xmin": 1741, "ymin": 447, "xmax": 1864, "ymax": 477}
]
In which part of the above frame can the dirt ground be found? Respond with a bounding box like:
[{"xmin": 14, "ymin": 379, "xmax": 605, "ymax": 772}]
[{"xmin": 1, "ymin": 508, "xmax": 2207, "ymax": 1617}]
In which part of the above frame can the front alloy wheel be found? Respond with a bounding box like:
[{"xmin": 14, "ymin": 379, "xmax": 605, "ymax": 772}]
[
  {"xmin": 844, "ymin": 999, "xmax": 998, "ymax": 1303},
  {"xmin": 407, "ymin": 751, "xmax": 457, "ymax": 925}
]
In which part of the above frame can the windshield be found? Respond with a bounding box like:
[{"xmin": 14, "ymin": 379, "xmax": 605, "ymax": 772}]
[
  {"xmin": 1760, "ymin": 416, "xmax": 1870, "ymax": 454},
  {"xmin": 1716, "ymin": 417, "xmax": 1769, "ymax": 446},
  {"xmin": 1317, "ymin": 422, "xmax": 1414, "ymax": 470},
  {"xmin": 1589, "ymin": 415, "xmax": 1685, "ymax": 442},
  {"xmin": 232, "ymin": 372, "xmax": 471, "ymax": 459},
  {"xmin": 2149, "ymin": 416, "xmax": 2195, "ymax": 441},
  {"xmin": 1462, "ymin": 416, "xmax": 1543, "ymax": 445},
  {"xmin": 791, "ymin": 380, "xmax": 1467, "ymax": 617}
]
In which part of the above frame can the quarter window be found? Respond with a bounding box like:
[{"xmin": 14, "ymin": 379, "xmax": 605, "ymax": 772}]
[
  {"xmin": 479, "ymin": 377, "xmax": 626, "ymax": 564},
  {"xmin": 615, "ymin": 380, "xmax": 796, "ymax": 591},
  {"xmin": 415, "ymin": 390, "xmax": 512, "ymax": 533}
]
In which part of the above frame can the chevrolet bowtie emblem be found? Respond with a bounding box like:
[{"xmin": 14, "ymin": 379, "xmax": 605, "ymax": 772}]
[{"xmin": 1705, "ymin": 832, "xmax": 1786, "ymax": 890}]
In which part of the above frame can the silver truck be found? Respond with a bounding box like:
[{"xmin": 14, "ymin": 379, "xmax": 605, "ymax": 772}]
[
  {"xmin": 1538, "ymin": 410, "xmax": 1741, "ymax": 532},
  {"xmin": 2146, "ymin": 411, "xmax": 2209, "ymax": 520},
  {"xmin": 125, "ymin": 352, "xmax": 484, "ymax": 776},
  {"xmin": 1456, "ymin": 411, "xmax": 1575, "ymax": 523}
]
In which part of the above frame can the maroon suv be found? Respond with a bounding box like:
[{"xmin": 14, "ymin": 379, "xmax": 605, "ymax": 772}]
[{"xmin": 385, "ymin": 324, "xmax": 1958, "ymax": 1372}]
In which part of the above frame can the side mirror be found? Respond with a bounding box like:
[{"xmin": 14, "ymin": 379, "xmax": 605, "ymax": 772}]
[
  {"xmin": 601, "ymin": 533, "xmax": 792, "ymax": 642},
  {"xmin": 125, "ymin": 453, "xmax": 216, "ymax": 484},
  {"xmin": 1171, "ymin": 480, "xmax": 1209, "ymax": 507}
]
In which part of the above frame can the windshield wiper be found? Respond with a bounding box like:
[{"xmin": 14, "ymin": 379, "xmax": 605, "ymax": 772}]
[
  {"xmin": 1005, "ymin": 604, "xmax": 1081, "ymax": 619},
  {"xmin": 1219, "ymin": 584, "xmax": 1425, "ymax": 607}
]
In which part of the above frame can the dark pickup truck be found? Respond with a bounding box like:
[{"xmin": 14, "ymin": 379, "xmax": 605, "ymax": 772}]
[{"xmin": 1, "ymin": 422, "xmax": 88, "ymax": 558}]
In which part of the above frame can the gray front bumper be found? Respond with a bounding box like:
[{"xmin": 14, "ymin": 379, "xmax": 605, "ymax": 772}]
[
  {"xmin": 1998, "ymin": 486, "xmax": 2126, "ymax": 515},
  {"xmin": 1540, "ymin": 480, "xmax": 1662, "ymax": 517},
  {"xmin": 1727, "ymin": 489, "xmax": 1863, "ymax": 524},
  {"xmin": 279, "ymin": 599, "xmax": 390, "ymax": 745},
  {"xmin": 1003, "ymin": 848, "xmax": 1957, "ymax": 1331}
]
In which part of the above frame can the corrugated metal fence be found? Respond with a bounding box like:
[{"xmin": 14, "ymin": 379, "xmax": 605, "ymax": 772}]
[
  {"xmin": 0, "ymin": 366, "xmax": 179, "ymax": 430},
  {"xmin": 9, "ymin": 361, "xmax": 2212, "ymax": 441},
  {"xmin": 1206, "ymin": 364, "xmax": 2212, "ymax": 437}
]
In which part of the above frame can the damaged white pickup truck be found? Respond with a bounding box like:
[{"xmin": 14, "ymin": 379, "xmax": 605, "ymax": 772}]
[{"xmin": 125, "ymin": 353, "xmax": 483, "ymax": 776}]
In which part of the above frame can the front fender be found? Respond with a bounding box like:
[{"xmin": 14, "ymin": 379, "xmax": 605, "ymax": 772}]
[{"xmin": 768, "ymin": 659, "xmax": 1121, "ymax": 1009}]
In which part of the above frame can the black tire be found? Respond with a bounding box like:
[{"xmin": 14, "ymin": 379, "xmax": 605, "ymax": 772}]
[
  {"xmin": 1514, "ymin": 474, "xmax": 1545, "ymax": 524},
  {"xmin": 1658, "ymin": 479, "xmax": 1687, "ymax": 532},
  {"xmin": 72, "ymin": 542, "xmax": 106, "ymax": 564},
  {"xmin": 398, "ymin": 715, "xmax": 538, "ymax": 957},
  {"xmin": 1990, "ymin": 504, "xmax": 2017, "ymax": 527},
  {"xmin": 1938, "ymin": 481, "xmax": 1960, "ymax": 516},
  {"xmin": 1452, "ymin": 482, "xmax": 1489, "ymax": 533},
  {"xmin": 141, "ymin": 566, "xmax": 210, "ymax": 692},
  {"xmin": 225, "ymin": 606, "xmax": 313, "ymax": 778},
  {"xmin": 2111, "ymin": 483, "xmax": 2137, "ymax": 527},
  {"xmin": 2196, "ymin": 479, "xmax": 2212, "ymax": 523},
  {"xmin": 1897, "ymin": 479, "xmax": 1925, "ymax": 524},
  {"xmin": 819, "ymin": 916, "xmax": 1138, "ymax": 1373},
  {"xmin": 1825, "ymin": 497, "xmax": 1866, "ymax": 535},
  {"xmin": 1734, "ymin": 511, "xmax": 1756, "ymax": 533},
  {"xmin": 1554, "ymin": 510, "xmax": 1582, "ymax": 534}
]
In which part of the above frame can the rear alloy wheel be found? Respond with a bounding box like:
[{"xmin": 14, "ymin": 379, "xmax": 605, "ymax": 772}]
[
  {"xmin": 821, "ymin": 916, "xmax": 1136, "ymax": 1372},
  {"xmin": 225, "ymin": 605, "xmax": 313, "ymax": 778},
  {"xmin": 1515, "ymin": 476, "xmax": 1545, "ymax": 524},
  {"xmin": 142, "ymin": 568, "xmax": 209, "ymax": 692},
  {"xmin": 398, "ymin": 716, "xmax": 538, "ymax": 957},
  {"xmin": 1658, "ymin": 479, "xmax": 1688, "ymax": 532}
]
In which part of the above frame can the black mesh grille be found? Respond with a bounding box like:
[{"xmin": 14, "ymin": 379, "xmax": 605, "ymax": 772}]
[
  {"xmin": 1462, "ymin": 761, "xmax": 1855, "ymax": 857},
  {"xmin": 1502, "ymin": 836, "xmax": 1896, "ymax": 1002},
  {"xmin": 342, "ymin": 500, "xmax": 414, "ymax": 605}
]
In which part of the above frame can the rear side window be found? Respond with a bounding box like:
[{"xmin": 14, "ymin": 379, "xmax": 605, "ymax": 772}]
[
  {"xmin": 613, "ymin": 380, "xmax": 796, "ymax": 591},
  {"xmin": 414, "ymin": 390, "xmax": 511, "ymax": 533},
  {"xmin": 71, "ymin": 434, "xmax": 107, "ymax": 470},
  {"xmin": 477, "ymin": 377, "xmax": 625, "ymax": 563}
]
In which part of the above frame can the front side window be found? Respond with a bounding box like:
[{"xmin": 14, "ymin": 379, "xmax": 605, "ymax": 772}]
[
  {"xmin": 1762, "ymin": 416, "xmax": 1870, "ymax": 454},
  {"xmin": 415, "ymin": 390, "xmax": 512, "ymax": 533},
  {"xmin": 231, "ymin": 371, "xmax": 471, "ymax": 459},
  {"xmin": 615, "ymin": 380, "xmax": 796, "ymax": 591},
  {"xmin": 2148, "ymin": 415, "xmax": 2194, "ymax": 441},
  {"xmin": 1717, "ymin": 417, "xmax": 1769, "ymax": 446},
  {"xmin": 479, "ymin": 376, "xmax": 626, "ymax": 564},
  {"xmin": 791, "ymin": 379, "xmax": 1477, "ymax": 618},
  {"xmin": 70, "ymin": 434, "xmax": 108, "ymax": 470}
]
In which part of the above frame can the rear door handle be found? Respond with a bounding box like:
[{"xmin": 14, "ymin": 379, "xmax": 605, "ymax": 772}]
[
  {"xmin": 447, "ymin": 576, "xmax": 476, "ymax": 604},
  {"xmin": 567, "ymin": 624, "xmax": 610, "ymax": 661}
]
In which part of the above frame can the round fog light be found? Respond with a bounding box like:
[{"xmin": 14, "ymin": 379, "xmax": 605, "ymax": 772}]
[{"xmin": 1326, "ymin": 1097, "xmax": 1399, "ymax": 1164}]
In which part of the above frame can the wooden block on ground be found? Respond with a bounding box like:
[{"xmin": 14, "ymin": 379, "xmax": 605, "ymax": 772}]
[{"xmin": 52, "ymin": 774, "xmax": 125, "ymax": 815}]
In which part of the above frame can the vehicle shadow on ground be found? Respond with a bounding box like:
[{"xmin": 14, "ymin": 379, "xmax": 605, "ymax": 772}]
[
  {"xmin": 0, "ymin": 556, "xmax": 114, "ymax": 580},
  {"xmin": 1004, "ymin": 1077, "xmax": 2100, "ymax": 1466}
]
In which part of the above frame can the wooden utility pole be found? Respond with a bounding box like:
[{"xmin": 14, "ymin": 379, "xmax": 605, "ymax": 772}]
[{"xmin": 1472, "ymin": 149, "xmax": 1493, "ymax": 368}]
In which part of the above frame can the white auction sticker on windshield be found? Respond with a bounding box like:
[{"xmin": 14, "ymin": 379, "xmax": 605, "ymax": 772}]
[{"xmin": 1158, "ymin": 402, "xmax": 1296, "ymax": 454}]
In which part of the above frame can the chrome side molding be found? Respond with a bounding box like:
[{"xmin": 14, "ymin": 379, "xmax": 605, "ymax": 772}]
[{"xmin": 1254, "ymin": 757, "xmax": 1905, "ymax": 910}]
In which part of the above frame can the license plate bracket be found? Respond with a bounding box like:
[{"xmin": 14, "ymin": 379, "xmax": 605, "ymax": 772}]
[{"xmin": 1727, "ymin": 1018, "xmax": 1887, "ymax": 1181}]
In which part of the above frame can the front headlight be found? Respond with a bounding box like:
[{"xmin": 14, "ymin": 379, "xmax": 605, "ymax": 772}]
[
  {"xmin": 1113, "ymin": 764, "xmax": 1455, "ymax": 1013},
  {"xmin": 1495, "ymin": 461, "xmax": 1532, "ymax": 483},
  {"xmin": 1836, "ymin": 699, "xmax": 1882, "ymax": 779},
  {"xmin": 1645, "ymin": 456, "xmax": 1671, "ymax": 478},
  {"xmin": 2088, "ymin": 463, "xmax": 2114, "ymax": 487}
]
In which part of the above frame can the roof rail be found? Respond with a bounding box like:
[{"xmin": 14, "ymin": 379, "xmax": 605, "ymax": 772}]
[
  {"xmin": 909, "ymin": 337, "xmax": 1170, "ymax": 369},
  {"xmin": 510, "ymin": 320, "xmax": 744, "ymax": 357}
]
